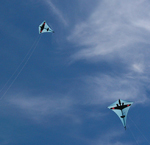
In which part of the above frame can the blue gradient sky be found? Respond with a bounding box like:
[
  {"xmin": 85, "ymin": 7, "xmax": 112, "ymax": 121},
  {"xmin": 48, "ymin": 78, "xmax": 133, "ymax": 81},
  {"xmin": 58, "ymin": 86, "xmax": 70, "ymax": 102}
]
[{"xmin": 1, "ymin": 0, "xmax": 150, "ymax": 145}]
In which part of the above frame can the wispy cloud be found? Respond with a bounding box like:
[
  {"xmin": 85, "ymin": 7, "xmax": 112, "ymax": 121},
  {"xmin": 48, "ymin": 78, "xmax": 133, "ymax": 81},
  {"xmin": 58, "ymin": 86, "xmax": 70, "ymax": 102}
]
[
  {"xmin": 6, "ymin": 93, "xmax": 105, "ymax": 125},
  {"xmin": 66, "ymin": 0, "xmax": 150, "ymax": 106},
  {"xmin": 81, "ymin": 74, "xmax": 150, "ymax": 105},
  {"xmin": 90, "ymin": 130, "xmax": 132, "ymax": 145},
  {"xmin": 132, "ymin": 63, "xmax": 144, "ymax": 73},
  {"xmin": 72, "ymin": 129, "xmax": 132, "ymax": 145},
  {"xmin": 44, "ymin": 0, "xmax": 68, "ymax": 26},
  {"xmin": 7, "ymin": 95, "xmax": 72, "ymax": 123},
  {"xmin": 68, "ymin": 0, "xmax": 150, "ymax": 60}
]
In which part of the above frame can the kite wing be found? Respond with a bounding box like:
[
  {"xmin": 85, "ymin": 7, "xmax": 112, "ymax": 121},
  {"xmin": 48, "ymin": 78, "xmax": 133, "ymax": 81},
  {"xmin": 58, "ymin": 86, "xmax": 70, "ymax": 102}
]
[
  {"xmin": 39, "ymin": 21, "xmax": 54, "ymax": 34},
  {"xmin": 108, "ymin": 99, "xmax": 133, "ymax": 129}
]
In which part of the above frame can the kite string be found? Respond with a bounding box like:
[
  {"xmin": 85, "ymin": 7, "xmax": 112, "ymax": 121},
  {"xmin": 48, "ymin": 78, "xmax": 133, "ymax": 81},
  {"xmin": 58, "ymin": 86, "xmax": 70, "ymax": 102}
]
[
  {"xmin": 128, "ymin": 123, "xmax": 139, "ymax": 145},
  {"xmin": 0, "ymin": 35, "xmax": 40, "ymax": 93},
  {"xmin": 0, "ymin": 35, "xmax": 42, "ymax": 101},
  {"xmin": 128, "ymin": 116, "xmax": 150, "ymax": 145}
]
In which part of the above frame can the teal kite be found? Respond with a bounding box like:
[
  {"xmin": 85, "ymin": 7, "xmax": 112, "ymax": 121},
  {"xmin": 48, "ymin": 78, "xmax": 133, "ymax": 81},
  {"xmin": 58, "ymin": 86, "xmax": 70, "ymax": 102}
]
[
  {"xmin": 108, "ymin": 99, "xmax": 133, "ymax": 129},
  {"xmin": 39, "ymin": 21, "xmax": 54, "ymax": 34}
]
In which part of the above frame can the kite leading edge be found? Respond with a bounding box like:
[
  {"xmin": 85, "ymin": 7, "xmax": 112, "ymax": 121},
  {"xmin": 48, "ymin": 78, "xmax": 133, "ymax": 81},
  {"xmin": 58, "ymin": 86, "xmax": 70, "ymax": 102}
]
[
  {"xmin": 108, "ymin": 99, "xmax": 133, "ymax": 130},
  {"xmin": 39, "ymin": 21, "xmax": 54, "ymax": 34}
]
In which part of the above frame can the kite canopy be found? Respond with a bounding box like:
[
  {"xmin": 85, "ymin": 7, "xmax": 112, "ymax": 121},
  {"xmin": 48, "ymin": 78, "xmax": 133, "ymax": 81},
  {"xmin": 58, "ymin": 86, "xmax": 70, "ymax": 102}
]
[
  {"xmin": 108, "ymin": 99, "xmax": 133, "ymax": 129},
  {"xmin": 39, "ymin": 21, "xmax": 54, "ymax": 34}
]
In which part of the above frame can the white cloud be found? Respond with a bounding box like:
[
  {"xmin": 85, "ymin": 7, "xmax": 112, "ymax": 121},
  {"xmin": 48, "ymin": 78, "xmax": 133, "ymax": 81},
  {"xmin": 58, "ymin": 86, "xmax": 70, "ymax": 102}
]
[
  {"xmin": 66, "ymin": 0, "xmax": 150, "ymax": 106},
  {"xmin": 6, "ymin": 93, "xmax": 105, "ymax": 125},
  {"xmin": 68, "ymin": 0, "xmax": 150, "ymax": 60},
  {"xmin": 7, "ymin": 95, "xmax": 73, "ymax": 123},
  {"xmin": 91, "ymin": 130, "xmax": 132, "ymax": 145},
  {"xmin": 44, "ymin": 0, "xmax": 68, "ymax": 26},
  {"xmin": 81, "ymin": 74, "xmax": 149, "ymax": 105},
  {"xmin": 132, "ymin": 63, "xmax": 144, "ymax": 73},
  {"xmin": 74, "ymin": 129, "xmax": 132, "ymax": 145}
]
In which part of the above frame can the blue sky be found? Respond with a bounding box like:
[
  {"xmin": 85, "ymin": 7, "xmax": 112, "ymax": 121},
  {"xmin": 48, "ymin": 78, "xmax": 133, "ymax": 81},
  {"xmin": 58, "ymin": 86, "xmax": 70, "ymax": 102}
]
[{"xmin": 1, "ymin": 0, "xmax": 150, "ymax": 144}]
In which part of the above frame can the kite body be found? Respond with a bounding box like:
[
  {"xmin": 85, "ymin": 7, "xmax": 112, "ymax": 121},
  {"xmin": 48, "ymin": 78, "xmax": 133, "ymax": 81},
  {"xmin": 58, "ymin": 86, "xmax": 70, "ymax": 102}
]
[
  {"xmin": 108, "ymin": 99, "xmax": 133, "ymax": 129},
  {"xmin": 39, "ymin": 21, "xmax": 54, "ymax": 34}
]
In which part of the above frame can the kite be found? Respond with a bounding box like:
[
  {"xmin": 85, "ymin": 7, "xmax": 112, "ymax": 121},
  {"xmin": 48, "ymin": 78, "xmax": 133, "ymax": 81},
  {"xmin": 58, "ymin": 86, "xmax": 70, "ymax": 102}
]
[
  {"xmin": 39, "ymin": 21, "xmax": 54, "ymax": 34},
  {"xmin": 108, "ymin": 99, "xmax": 133, "ymax": 129}
]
